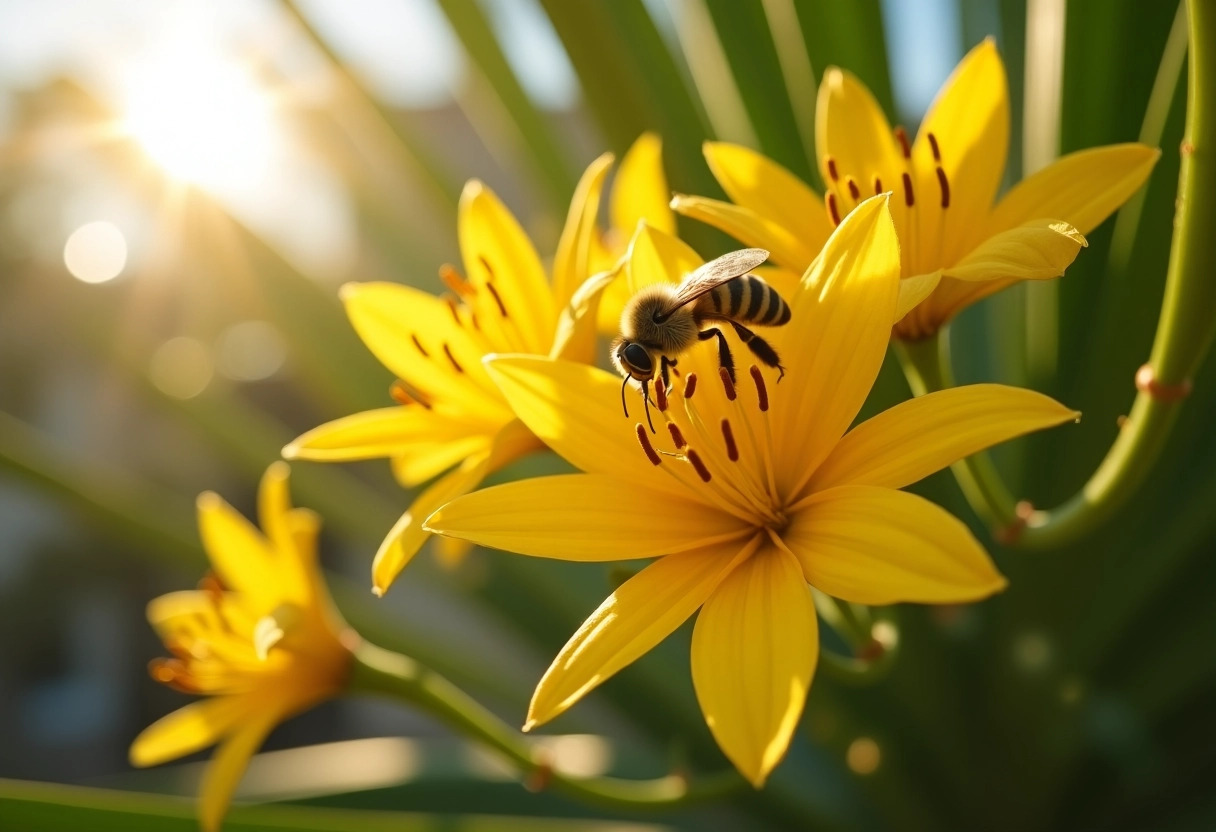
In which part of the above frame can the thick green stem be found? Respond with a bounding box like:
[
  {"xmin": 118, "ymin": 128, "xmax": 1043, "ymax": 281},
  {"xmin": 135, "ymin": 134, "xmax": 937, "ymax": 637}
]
[
  {"xmin": 898, "ymin": 0, "xmax": 1216, "ymax": 548},
  {"xmin": 348, "ymin": 640, "xmax": 745, "ymax": 810}
]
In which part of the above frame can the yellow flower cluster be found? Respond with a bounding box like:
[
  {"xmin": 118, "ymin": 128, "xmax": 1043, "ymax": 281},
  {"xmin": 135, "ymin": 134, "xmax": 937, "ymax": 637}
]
[{"xmin": 134, "ymin": 41, "xmax": 1157, "ymax": 825}]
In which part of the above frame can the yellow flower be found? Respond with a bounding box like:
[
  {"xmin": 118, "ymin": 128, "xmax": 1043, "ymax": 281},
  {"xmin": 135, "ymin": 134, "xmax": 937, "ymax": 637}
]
[
  {"xmin": 672, "ymin": 38, "xmax": 1159, "ymax": 339},
  {"xmin": 424, "ymin": 196, "xmax": 1079, "ymax": 786},
  {"xmin": 129, "ymin": 463, "xmax": 351, "ymax": 832},
  {"xmin": 284, "ymin": 141, "xmax": 655, "ymax": 593}
]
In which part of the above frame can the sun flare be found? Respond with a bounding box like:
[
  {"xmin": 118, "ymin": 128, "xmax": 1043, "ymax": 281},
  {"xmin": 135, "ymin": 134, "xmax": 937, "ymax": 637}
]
[{"xmin": 121, "ymin": 47, "xmax": 280, "ymax": 192}]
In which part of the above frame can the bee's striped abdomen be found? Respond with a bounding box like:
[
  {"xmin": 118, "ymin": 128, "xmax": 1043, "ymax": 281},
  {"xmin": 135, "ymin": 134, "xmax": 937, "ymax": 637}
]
[{"xmin": 698, "ymin": 275, "xmax": 791, "ymax": 327}]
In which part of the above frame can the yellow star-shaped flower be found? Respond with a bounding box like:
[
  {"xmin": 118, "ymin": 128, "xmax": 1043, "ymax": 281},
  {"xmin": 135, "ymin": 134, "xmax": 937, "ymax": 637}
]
[
  {"xmin": 130, "ymin": 464, "xmax": 351, "ymax": 832},
  {"xmin": 424, "ymin": 195, "xmax": 1079, "ymax": 786},
  {"xmin": 673, "ymin": 38, "xmax": 1159, "ymax": 339}
]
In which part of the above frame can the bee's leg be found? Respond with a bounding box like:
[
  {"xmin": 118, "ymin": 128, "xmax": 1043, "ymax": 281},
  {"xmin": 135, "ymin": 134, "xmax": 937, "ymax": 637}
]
[
  {"xmin": 640, "ymin": 378, "xmax": 656, "ymax": 433},
  {"xmin": 699, "ymin": 327, "xmax": 736, "ymax": 382},
  {"xmin": 729, "ymin": 322, "xmax": 785, "ymax": 381},
  {"xmin": 620, "ymin": 374, "xmax": 631, "ymax": 418},
  {"xmin": 660, "ymin": 355, "xmax": 676, "ymax": 389}
]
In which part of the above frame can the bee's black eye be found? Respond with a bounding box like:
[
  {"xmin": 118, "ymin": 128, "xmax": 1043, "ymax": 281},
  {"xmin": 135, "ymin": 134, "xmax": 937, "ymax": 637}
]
[{"xmin": 623, "ymin": 343, "xmax": 653, "ymax": 374}]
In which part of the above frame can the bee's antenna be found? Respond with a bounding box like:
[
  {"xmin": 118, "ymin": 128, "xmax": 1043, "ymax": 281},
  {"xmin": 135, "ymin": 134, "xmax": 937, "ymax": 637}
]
[
  {"xmin": 640, "ymin": 378, "xmax": 656, "ymax": 434},
  {"xmin": 620, "ymin": 374, "xmax": 631, "ymax": 419}
]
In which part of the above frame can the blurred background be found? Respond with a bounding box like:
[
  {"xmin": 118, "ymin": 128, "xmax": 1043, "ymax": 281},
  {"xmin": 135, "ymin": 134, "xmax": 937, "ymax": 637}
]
[{"xmin": 1, "ymin": 0, "xmax": 1213, "ymax": 829}]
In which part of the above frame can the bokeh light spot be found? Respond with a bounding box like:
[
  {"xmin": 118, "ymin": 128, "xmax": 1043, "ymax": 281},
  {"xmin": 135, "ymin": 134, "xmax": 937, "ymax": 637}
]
[
  {"xmin": 149, "ymin": 337, "xmax": 213, "ymax": 399},
  {"xmin": 216, "ymin": 321, "xmax": 288, "ymax": 382},
  {"xmin": 1013, "ymin": 631, "xmax": 1053, "ymax": 673},
  {"xmin": 63, "ymin": 221, "xmax": 127, "ymax": 283},
  {"xmin": 847, "ymin": 737, "xmax": 881, "ymax": 775}
]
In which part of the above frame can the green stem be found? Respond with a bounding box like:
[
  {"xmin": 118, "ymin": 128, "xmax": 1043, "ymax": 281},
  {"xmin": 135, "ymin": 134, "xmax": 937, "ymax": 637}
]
[
  {"xmin": 897, "ymin": 0, "xmax": 1216, "ymax": 549},
  {"xmin": 348, "ymin": 640, "xmax": 745, "ymax": 810},
  {"xmin": 811, "ymin": 591, "xmax": 899, "ymax": 685}
]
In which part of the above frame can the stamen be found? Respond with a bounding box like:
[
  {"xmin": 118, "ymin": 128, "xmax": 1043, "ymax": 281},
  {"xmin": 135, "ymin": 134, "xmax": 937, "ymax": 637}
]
[
  {"xmin": 444, "ymin": 294, "xmax": 463, "ymax": 326},
  {"xmin": 749, "ymin": 365, "xmax": 769, "ymax": 412},
  {"xmin": 846, "ymin": 177, "xmax": 861, "ymax": 200},
  {"xmin": 935, "ymin": 166, "xmax": 951, "ymax": 208},
  {"xmin": 686, "ymin": 448, "xmax": 712, "ymax": 482},
  {"xmin": 636, "ymin": 424, "xmax": 662, "ymax": 466},
  {"xmin": 485, "ymin": 282, "xmax": 509, "ymax": 318},
  {"xmin": 873, "ymin": 175, "xmax": 883, "ymax": 195},
  {"xmin": 927, "ymin": 131, "xmax": 942, "ymax": 162},
  {"xmin": 668, "ymin": 423, "xmax": 687, "ymax": 448},
  {"xmin": 826, "ymin": 156, "xmax": 839, "ymax": 181},
  {"xmin": 469, "ymin": 311, "xmax": 481, "ymax": 331},
  {"xmin": 411, "ymin": 333, "xmax": 430, "ymax": 357},
  {"xmin": 901, "ymin": 172, "xmax": 915, "ymax": 207},
  {"xmin": 198, "ymin": 572, "xmax": 225, "ymax": 596},
  {"xmin": 390, "ymin": 380, "xmax": 420, "ymax": 408},
  {"xmin": 826, "ymin": 192, "xmax": 842, "ymax": 226},
  {"xmin": 442, "ymin": 343, "xmax": 464, "ymax": 373},
  {"xmin": 149, "ymin": 658, "xmax": 197, "ymax": 693},
  {"xmin": 894, "ymin": 126, "xmax": 911, "ymax": 159},
  {"xmin": 655, "ymin": 377, "xmax": 669, "ymax": 412},
  {"xmin": 684, "ymin": 373, "xmax": 698, "ymax": 399},
  {"xmin": 440, "ymin": 263, "xmax": 471, "ymax": 297},
  {"xmin": 721, "ymin": 419, "xmax": 739, "ymax": 461},
  {"xmin": 718, "ymin": 367, "xmax": 736, "ymax": 401}
]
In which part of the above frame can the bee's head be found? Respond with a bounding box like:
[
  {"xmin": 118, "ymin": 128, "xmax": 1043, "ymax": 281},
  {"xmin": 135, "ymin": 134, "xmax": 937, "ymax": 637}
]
[{"xmin": 611, "ymin": 338, "xmax": 656, "ymax": 381}]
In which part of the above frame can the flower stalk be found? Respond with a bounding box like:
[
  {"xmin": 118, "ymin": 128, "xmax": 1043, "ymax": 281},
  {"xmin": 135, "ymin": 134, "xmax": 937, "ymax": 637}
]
[
  {"xmin": 899, "ymin": 0, "xmax": 1216, "ymax": 549},
  {"xmin": 347, "ymin": 639, "xmax": 745, "ymax": 809}
]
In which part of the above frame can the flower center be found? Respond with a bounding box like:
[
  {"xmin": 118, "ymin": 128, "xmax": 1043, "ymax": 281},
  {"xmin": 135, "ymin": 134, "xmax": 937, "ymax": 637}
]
[{"xmin": 632, "ymin": 364, "xmax": 789, "ymax": 530}]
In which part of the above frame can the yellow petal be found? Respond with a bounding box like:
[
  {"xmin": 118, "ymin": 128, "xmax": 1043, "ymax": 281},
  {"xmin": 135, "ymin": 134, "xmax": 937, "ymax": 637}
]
[
  {"xmin": 627, "ymin": 222, "xmax": 703, "ymax": 293},
  {"xmin": 459, "ymin": 180, "xmax": 556, "ymax": 353},
  {"xmin": 432, "ymin": 535, "xmax": 474, "ymax": 570},
  {"xmin": 691, "ymin": 545, "xmax": 816, "ymax": 787},
  {"xmin": 786, "ymin": 485, "xmax": 1006, "ymax": 605},
  {"xmin": 371, "ymin": 420, "xmax": 536, "ymax": 595},
  {"xmin": 284, "ymin": 405, "xmax": 490, "ymax": 466},
  {"xmin": 526, "ymin": 537, "xmax": 756, "ymax": 729},
  {"xmin": 703, "ymin": 142, "xmax": 832, "ymax": 259},
  {"xmin": 551, "ymin": 266, "xmax": 621, "ymax": 365},
  {"xmin": 553, "ymin": 152, "xmax": 614, "ymax": 311},
  {"xmin": 341, "ymin": 282, "xmax": 508, "ymax": 418},
  {"xmin": 773, "ymin": 194, "xmax": 901, "ymax": 499},
  {"xmin": 810, "ymin": 384, "xmax": 1079, "ymax": 490},
  {"xmin": 485, "ymin": 356, "xmax": 690, "ymax": 496},
  {"xmin": 612, "ymin": 133, "xmax": 675, "ymax": 236},
  {"xmin": 196, "ymin": 491, "xmax": 277, "ymax": 604},
  {"xmin": 198, "ymin": 714, "xmax": 277, "ymax": 832},
  {"xmin": 895, "ymin": 271, "xmax": 942, "ymax": 321},
  {"xmin": 913, "ymin": 39, "xmax": 1009, "ymax": 261},
  {"xmin": 987, "ymin": 143, "xmax": 1161, "ymax": 236},
  {"xmin": 425, "ymin": 474, "xmax": 749, "ymax": 560},
  {"xmin": 945, "ymin": 219, "xmax": 1086, "ymax": 283},
  {"xmin": 389, "ymin": 436, "xmax": 496, "ymax": 488},
  {"xmin": 815, "ymin": 67, "xmax": 901, "ymax": 196},
  {"xmin": 255, "ymin": 463, "xmax": 315, "ymax": 599},
  {"xmin": 670, "ymin": 194, "xmax": 817, "ymax": 271},
  {"xmin": 129, "ymin": 697, "xmax": 249, "ymax": 767}
]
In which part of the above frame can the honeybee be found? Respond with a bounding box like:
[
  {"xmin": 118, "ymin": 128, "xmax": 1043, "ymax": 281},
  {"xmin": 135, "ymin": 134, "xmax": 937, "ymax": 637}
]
[{"xmin": 611, "ymin": 247, "xmax": 790, "ymax": 430}]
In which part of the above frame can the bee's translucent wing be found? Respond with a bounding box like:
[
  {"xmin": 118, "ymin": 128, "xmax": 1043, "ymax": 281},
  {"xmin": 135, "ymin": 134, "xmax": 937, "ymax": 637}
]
[{"xmin": 660, "ymin": 248, "xmax": 770, "ymax": 318}]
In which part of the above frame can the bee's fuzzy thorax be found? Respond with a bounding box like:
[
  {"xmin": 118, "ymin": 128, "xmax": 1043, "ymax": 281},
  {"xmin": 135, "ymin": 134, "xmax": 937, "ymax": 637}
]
[{"xmin": 621, "ymin": 284, "xmax": 699, "ymax": 355}]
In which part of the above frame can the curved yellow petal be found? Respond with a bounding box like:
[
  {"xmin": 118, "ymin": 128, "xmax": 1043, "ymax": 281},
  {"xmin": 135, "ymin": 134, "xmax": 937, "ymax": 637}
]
[
  {"xmin": 386, "ymin": 435, "xmax": 493, "ymax": 488},
  {"xmin": 913, "ymin": 38, "xmax": 1009, "ymax": 261},
  {"xmin": 371, "ymin": 420, "xmax": 536, "ymax": 595},
  {"xmin": 987, "ymin": 143, "xmax": 1160, "ymax": 237},
  {"xmin": 553, "ymin": 152, "xmax": 614, "ymax": 310},
  {"xmin": 945, "ymin": 219, "xmax": 1086, "ymax": 283},
  {"xmin": 691, "ymin": 545, "xmax": 816, "ymax": 787},
  {"xmin": 704, "ymin": 142, "xmax": 831, "ymax": 257},
  {"xmin": 773, "ymin": 194, "xmax": 901, "ymax": 499},
  {"xmin": 255, "ymin": 463, "xmax": 315, "ymax": 601},
  {"xmin": 459, "ymin": 180, "xmax": 556, "ymax": 353},
  {"xmin": 198, "ymin": 714, "xmax": 277, "ymax": 832},
  {"xmin": 425, "ymin": 474, "xmax": 749, "ymax": 560},
  {"xmin": 197, "ymin": 492, "xmax": 277, "ymax": 605},
  {"xmin": 284, "ymin": 405, "xmax": 493, "ymax": 467},
  {"xmin": 627, "ymin": 222, "xmax": 702, "ymax": 293},
  {"xmin": 670, "ymin": 194, "xmax": 817, "ymax": 271},
  {"xmin": 612, "ymin": 133, "xmax": 675, "ymax": 236},
  {"xmin": 904, "ymin": 274, "xmax": 1013, "ymax": 336},
  {"xmin": 810, "ymin": 384, "xmax": 1079, "ymax": 490},
  {"xmin": 341, "ymin": 282, "xmax": 508, "ymax": 418},
  {"xmin": 526, "ymin": 537, "xmax": 756, "ymax": 729},
  {"xmin": 895, "ymin": 271, "xmax": 942, "ymax": 321},
  {"xmin": 485, "ymin": 355, "xmax": 690, "ymax": 496},
  {"xmin": 552, "ymin": 265, "xmax": 620, "ymax": 364},
  {"xmin": 787, "ymin": 485, "xmax": 1006, "ymax": 605},
  {"xmin": 129, "ymin": 697, "xmax": 250, "ymax": 767},
  {"xmin": 815, "ymin": 67, "xmax": 901, "ymax": 197}
]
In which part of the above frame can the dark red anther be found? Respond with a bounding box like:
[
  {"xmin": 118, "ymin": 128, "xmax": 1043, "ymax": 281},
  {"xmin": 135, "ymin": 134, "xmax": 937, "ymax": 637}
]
[
  {"xmin": 718, "ymin": 367, "xmax": 737, "ymax": 401},
  {"xmin": 484, "ymin": 282, "xmax": 509, "ymax": 317},
  {"xmin": 684, "ymin": 373, "xmax": 698, "ymax": 399},
  {"xmin": 444, "ymin": 294, "xmax": 462, "ymax": 326},
  {"xmin": 668, "ymin": 423, "xmax": 687, "ymax": 449},
  {"xmin": 846, "ymin": 177, "xmax": 861, "ymax": 200},
  {"xmin": 721, "ymin": 419, "xmax": 739, "ymax": 461},
  {"xmin": 826, "ymin": 192, "xmax": 842, "ymax": 226},
  {"xmin": 826, "ymin": 156, "xmax": 839, "ymax": 181},
  {"xmin": 687, "ymin": 449, "xmax": 712, "ymax": 482},
  {"xmin": 749, "ymin": 366, "xmax": 769, "ymax": 412},
  {"xmin": 901, "ymin": 172, "xmax": 915, "ymax": 207},
  {"xmin": 655, "ymin": 377, "xmax": 669, "ymax": 412},
  {"xmin": 935, "ymin": 166, "xmax": 951, "ymax": 208},
  {"xmin": 927, "ymin": 131, "xmax": 942, "ymax": 162},
  {"xmin": 894, "ymin": 126, "xmax": 911, "ymax": 159},
  {"xmin": 636, "ymin": 424, "xmax": 662, "ymax": 465},
  {"xmin": 410, "ymin": 333, "xmax": 429, "ymax": 357},
  {"xmin": 873, "ymin": 175, "xmax": 883, "ymax": 195},
  {"xmin": 442, "ymin": 343, "xmax": 464, "ymax": 373},
  {"xmin": 439, "ymin": 263, "xmax": 471, "ymax": 296}
]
